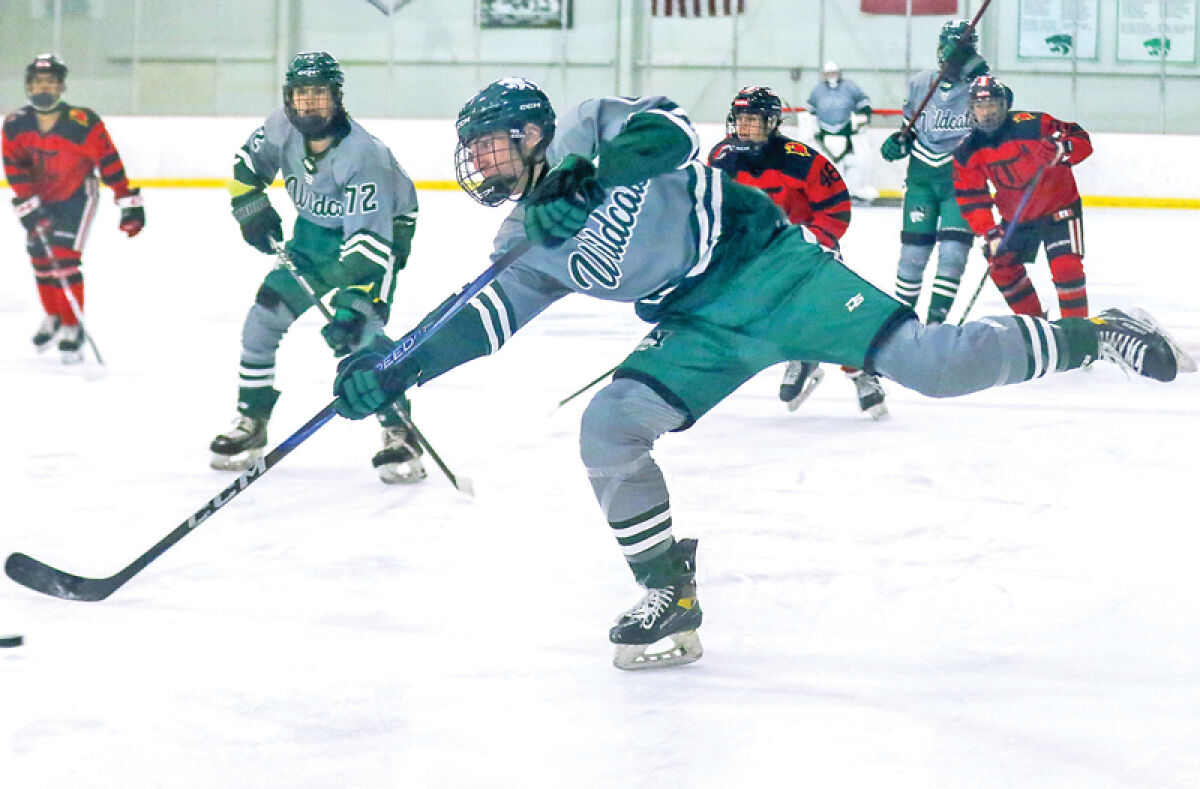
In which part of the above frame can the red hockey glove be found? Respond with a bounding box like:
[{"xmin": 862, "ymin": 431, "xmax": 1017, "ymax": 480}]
[
  {"xmin": 1030, "ymin": 137, "xmax": 1065, "ymax": 167},
  {"xmin": 117, "ymin": 188, "xmax": 145, "ymax": 237}
]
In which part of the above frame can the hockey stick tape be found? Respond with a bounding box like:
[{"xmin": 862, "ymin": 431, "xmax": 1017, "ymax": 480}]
[{"xmin": 0, "ymin": 634, "xmax": 24, "ymax": 648}]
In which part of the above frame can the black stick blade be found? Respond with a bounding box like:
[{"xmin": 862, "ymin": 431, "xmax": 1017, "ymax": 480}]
[{"xmin": 5, "ymin": 552, "xmax": 117, "ymax": 602}]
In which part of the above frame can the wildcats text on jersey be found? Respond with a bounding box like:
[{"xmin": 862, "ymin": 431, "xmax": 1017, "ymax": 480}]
[{"xmin": 568, "ymin": 182, "xmax": 648, "ymax": 290}]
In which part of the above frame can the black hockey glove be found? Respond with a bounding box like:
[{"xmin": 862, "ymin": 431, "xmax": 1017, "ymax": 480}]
[
  {"xmin": 332, "ymin": 335, "xmax": 420, "ymax": 420},
  {"xmin": 12, "ymin": 194, "xmax": 50, "ymax": 234},
  {"xmin": 231, "ymin": 191, "xmax": 283, "ymax": 254},
  {"xmin": 117, "ymin": 188, "xmax": 145, "ymax": 237},
  {"xmin": 321, "ymin": 288, "xmax": 390, "ymax": 357},
  {"xmin": 880, "ymin": 130, "xmax": 912, "ymax": 162},
  {"xmin": 982, "ymin": 225, "xmax": 1005, "ymax": 259},
  {"xmin": 523, "ymin": 154, "xmax": 606, "ymax": 248}
]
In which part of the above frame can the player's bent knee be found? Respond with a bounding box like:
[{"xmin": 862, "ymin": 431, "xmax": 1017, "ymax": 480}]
[{"xmin": 580, "ymin": 379, "xmax": 685, "ymax": 468}]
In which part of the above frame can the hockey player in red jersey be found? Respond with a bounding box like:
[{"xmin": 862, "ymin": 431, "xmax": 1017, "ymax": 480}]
[
  {"xmin": 953, "ymin": 76, "xmax": 1091, "ymax": 318},
  {"xmin": 2, "ymin": 54, "xmax": 145, "ymax": 362},
  {"xmin": 708, "ymin": 86, "xmax": 886, "ymax": 418}
]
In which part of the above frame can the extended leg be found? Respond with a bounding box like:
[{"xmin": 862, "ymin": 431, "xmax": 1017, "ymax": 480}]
[
  {"xmin": 926, "ymin": 233, "xmax": 972, "ymax": 324},
  {"xmin": 580, "ymin": 378, "xmax": 703, "ymax": 669}
]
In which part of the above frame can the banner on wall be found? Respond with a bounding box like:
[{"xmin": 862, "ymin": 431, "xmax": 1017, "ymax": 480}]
[
  {"xmin": 1017, "ymin": 0, "xmax": 1099, "ymax": 59},
  {"xmin": 364, "ymin": 0, "xmax": 414, "ymax": 14},
  {"xmin": 479, "ymin": 0, "xmax": 572, "ymax": 28},
  {"xmin": 651, "ymin": 0, "xmax": 745, "ymax": 15},
  {"xmin": 1116, "ymin": 0, "xmax": 1197, "ymax": 63},
  {"xmin": 860, "ymin": 0, "xmax": 956, "ymax": 13}
]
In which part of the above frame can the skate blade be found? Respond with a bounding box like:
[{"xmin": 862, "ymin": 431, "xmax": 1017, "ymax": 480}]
[
  {"xmin": 864, "ymin": 402, "xmax": 888, "ymax": 421},
  {"xmin": 378, "ymin": 459, "xmax": 428, "ymax": 485},
  {"xmin": 1127, "ymin": 307, "xmax": 1197, "ymax": 374},
  {"xmin": 613, "ymin": 630, "xmax": 703, "ymax": 670},
  {"xmin": 210, "ymin": 448, "xmax": 264, "ymax": 471},
  {"xmin": 60, "ymin": 350, "xmax": 85, "ymax": 365},
  {"xmin": 784, "ymin": 368, "xmax": 826, "ymax": 412}
]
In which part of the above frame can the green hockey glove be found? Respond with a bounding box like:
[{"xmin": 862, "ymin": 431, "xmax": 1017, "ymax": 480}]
[
  {"xmin": 880, "ymin": 130, "xmax": 912, "ymax": 162},
  {"xmin": 332, "ymin": 336, "xmax": 420, "ymax": 420},
  {"xmin": 523, "ymin": 154, "xmax": 606, "ymax": 248},
  {"xmin": 231, "ymin": 191, "xmax": 283, "ymax": 254},
  {"xmin": 320, "ymin": 289, "xmax": 389, "ymax": 357}
]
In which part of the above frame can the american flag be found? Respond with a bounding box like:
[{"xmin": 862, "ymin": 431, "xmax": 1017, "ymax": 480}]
[{"xmin": 651, "ymin": 0, "xmax": 746, "ymax": 16}]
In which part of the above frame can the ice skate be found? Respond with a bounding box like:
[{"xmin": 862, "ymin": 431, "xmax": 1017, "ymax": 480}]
[
  {"xmin": 373, "ymin": 425, "xmax": 427, "ymax": 485},
  {"xmin": 1126, "ymin": 307, "xmax": 1196, "ymax": 374},
  {"xmin": 849, "ymin": 370, "xmax": 888, "ymax": 420},
  {"xmin": 779, "ymin": 361, "xmax": 825, "ymax": 412},
  {"xmin": 1092, "ymin": 308, "xmax": 1187, "ymax": 382},
  {"xmin": 209, "ymin": 415, "xmax": 268, "ymax": 470},
  {"xmin": 610, "ymin": 538, "xmax": 703, "ymax": 670},
  {"xmin": 57, "ymin": 325, "xmax": 85, "ymax": 365},
  {"xmin": 32, "ymin": 315, "xmax": 61, "ymax": 352}
]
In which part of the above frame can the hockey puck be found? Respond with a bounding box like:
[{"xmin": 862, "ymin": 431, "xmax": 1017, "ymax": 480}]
[{"xmin": 0, "ymin": 635, "xmax": 24, "ymax": 648}]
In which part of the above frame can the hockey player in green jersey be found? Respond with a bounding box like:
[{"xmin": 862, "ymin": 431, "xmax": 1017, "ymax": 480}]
[
  {"xmin": 881, "ymin": 19, "xmax": 989, "ymax": 324},
  {"xmin": 330, "ymin": 78, "xmax": 1193, "ymax": 670},
  {"xmin": 209, "ymin": 51, "xmax": 425, "ymax": 484}
]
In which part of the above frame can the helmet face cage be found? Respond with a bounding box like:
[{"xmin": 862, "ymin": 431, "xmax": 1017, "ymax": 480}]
[
  {"xmin": 25, "ymin": 53, "xmax": 67, "ymax": 111},
  {"xmin": 937, "ymin": 20, "xmax": 979, "ymax": 64},
  {"xmin": 968, "ymin": 76, "xmax": 1011, "ymax": 133},
  {"xmin": 454, "ymin": 78, "xmax": 555, "ymax": 206},
  {"xmin": 283, "ymin": 51, "xmax": 346, "ymax": 139},
  {"xmin": 725, "ymin": 87, "xmax": 782, "ymax": 146}
]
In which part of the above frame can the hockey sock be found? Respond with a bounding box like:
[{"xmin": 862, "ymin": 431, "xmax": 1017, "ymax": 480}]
[
  {"xmin": 236, "ymin": 363, "xmax": 281, "ymax": 418},
  {"xmin": 927, "ymin": 273, "xmax": 960, "ymax": 324},
  {"xmin": 989, "ymin": 260, "xmax": 1044, "ymax": 317},
  {"xmin": 1051, "ymin": 316, "xmax": 1100, "ymax": 370},
  {"xmin": 1049, "ymin": 254, "xmax": 1088, "ymax": 317},
  {"xmin": 894, "ymin": 274, "xmax": 921, "ymax": 308}
]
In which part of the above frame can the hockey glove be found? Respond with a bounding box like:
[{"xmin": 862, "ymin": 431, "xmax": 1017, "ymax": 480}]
[
  {"xmin": 232, "ymin": 191, "xmax": 283, "ymax": 254},
  {"xmin": 320, "ymin": 288, "xmax": 390, "ymax": 357},
  {"xmin": 332, "ymin": 336, "xmax": 421, "ymax": 420},
  {"xmin": 1030, "ymin": 137, "xmax": 1065, "ymax": 168},
  {"xmin": 117, "ymin": 188, "xmax": 145, "ymax": 237},
  {"xmin": 982, "ymin": 225, "xmax": 1005, "ymax": 259},
  {"xmin": 523, "ymin": 154, "xmax": 606, "ymax": 248},
  {"xmin": 880, "ymin": 130, "xmax": 912, "ymax": 162},
  {"xmin": 12, "ymin": 194, "xmax": 50, "ymax": 235}
]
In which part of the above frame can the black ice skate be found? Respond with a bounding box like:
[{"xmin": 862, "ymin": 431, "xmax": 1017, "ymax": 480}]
[
  {"xmin": 1092, "ymin": 308, "xmax": 1193, "ymax": 382},
  {"xmin": 373, "ymin": 425, "xmax": 427, "ymax": 485},
  {"xmin": 32, "ymin": 315, "xmax": 61, "ymax": 352},
  {"xmin": 779, "ymin": 361, "xmax": 825, "ymax": 411},
  {"xmin": 849, "ymin": 370, "xmax": 888, "ymax": 420},
  {"xmin": 209, "ymin": 415, "xmax": 268, "ymax": 471},
  {"xmin": 610, "ymin": 538, "xmax": 703, "ymax": 670},
  {"xmin": 57, "ymin": 325, "xmax": 85, "ymax": 365}
]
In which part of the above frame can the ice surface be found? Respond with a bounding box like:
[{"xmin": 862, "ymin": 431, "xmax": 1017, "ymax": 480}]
[{"xmin": 2, "ymin": 190, "xmax": 1198, "ymax": 788}]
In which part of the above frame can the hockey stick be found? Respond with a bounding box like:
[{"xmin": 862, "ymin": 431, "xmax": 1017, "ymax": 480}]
[
  {"xmin": 5, "ymin": 239, "xmax": 532, "ymax": 601},
  {"xmin": 33, "ymin": 224, "xmax": 105, "ymax": 365},
  {"xmin": 899, "ymin": 0, "xmax": 995, "ymax": 141},
  {"xmin": 957, "ymin": 164, "xmax": 1047, "ymax": 325},
  {"xmin": 553, "ymin": 363, "xmax": 618, "ymax": 412},
  {"xmin": 269, "ymin": 239, "xmax": 474, "ymax": 496}
]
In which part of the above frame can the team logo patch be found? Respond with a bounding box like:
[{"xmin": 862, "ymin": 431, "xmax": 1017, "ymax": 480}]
[
  {"xmin": 845, "ymin": 293, "xmax": 865, "ymax": 312},
  {"xmin": 908, "ymin": 206, "xmax": 927, "ymax": 223},
  {"xmin": 635, "ymin": 328, "xmax": 673, "ymax": 352},
  {"xmin": 68, "ymin": 108, "xmax": 89, "ymax": 126},
  {"xmin": 1013, "ymin": 112, "xmax": 1035, "ymax": 122},
  {"xmin": 784, "ymin": 142, "xmax": 811, "ymax": 156}
]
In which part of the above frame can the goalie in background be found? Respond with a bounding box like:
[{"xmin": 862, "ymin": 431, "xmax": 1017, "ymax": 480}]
[{"xmin": 805, "ymin": 61, "xmax": 878, "ymax": 204}]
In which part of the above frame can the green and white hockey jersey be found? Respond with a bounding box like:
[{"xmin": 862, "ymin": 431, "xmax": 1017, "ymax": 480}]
[
  {"xmin": 231, "ymin": 109, "xmax": 418, "ymax": 305},
  {"xmin": 409, "ymin": 96, "xmax": 789, "ymax": 384},
  {"xmin": 902, "ymin": 68, "xmax": 986, "ymax": 171}
]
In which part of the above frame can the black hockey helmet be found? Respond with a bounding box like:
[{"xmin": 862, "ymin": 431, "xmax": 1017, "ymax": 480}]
[
  {"xmin": 454, "ymin": 77, "xmax": 556, "ymax": 206},
  {"xmin": 283, "ymin": 51, "xmax": 347, "ymax": 140},
  {"xmin": 937, "ymin": 20, "xmax": 979, "ymax": 65},
  {"xmin": 968, "ymin": 75, "xmax": 1012, "ymax": 133},
  {"xmin": 725, "ymin": 86, "xmax": 783, "ymax": 152},
  {"xmin": 25, "ymin": 53, "xmax": 67, "ymax": 85}
]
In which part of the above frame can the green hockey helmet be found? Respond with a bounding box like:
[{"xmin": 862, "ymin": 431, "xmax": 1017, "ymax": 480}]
[
  {"xmin": 283, "ymin": 51, "xmax": 347, "ymax": 140},
  {"xmin": 454, "ymin": 77, "xmax": 556, "ymax": 206},
  {"xmin": 937, "ymin": 20, "xmax": 979, "ymax": 65}
]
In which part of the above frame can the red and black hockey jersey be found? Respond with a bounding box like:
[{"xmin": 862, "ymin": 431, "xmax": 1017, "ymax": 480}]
[
  {"xmin": 952, "ymin": 111, "xmax": 1091, "ymax": 235},
  {"xmin": 2, "ymin": 103, "xmax": 133, "ymax": 204},
  {"xmin": 708, "ymin": 134, "xmax": 850, "ymax": 249}
]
